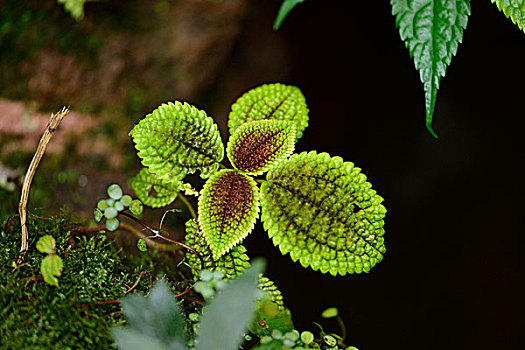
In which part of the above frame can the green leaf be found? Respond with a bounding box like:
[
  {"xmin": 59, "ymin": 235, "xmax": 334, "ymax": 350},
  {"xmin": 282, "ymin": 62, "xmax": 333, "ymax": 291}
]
[
  {"xmin": 250, "ymin": 299, "xmax": 293, "ymax": 337},
  {"xmin": 36, "ymin": 235, "xmax": 56, "ymax": 254},
  {"xmin": 273, "ymin": 0, "xmax": 306, "ymax": 30},
  {"xmin": 260, "ymin": 151, "xmax": 387, "ymax": 275},
  {"xmin": 105, "ymin": 218, "xmax": 120, "ymax": 231},
  {"xmin": 227, "ymin": 120, "xmax": 296, "ymax": 176},
  {"xmin": 257, "ymin": 276, "xmax": 285, "ymax": 310},
  {"xmin": 198, "ymin": 170, "xmax": 260, "ymax": 259},
  {"xmin": 492, "ymin": 0, "xmax": 525, "ymax": 33},
  {"xmin": 185, "ymin": 219, "xmax": 251, "ymax": 280},
  {"xmin": 116, "ymin": 280, "xmax": 186, "ymax": 349},
  {"xmin": 93, "ymin": 208, "xmax": 103, "ymax": 223},
  {"xmin": 196, "ymin": 259, "xmax": 265, "ymax": 350},
  {"xmin": 112, "ymin": 328, "xmax": 169, "ymax": 350},
  {"xmin": 57, "ymin": 0, "xmax": 89, "ymax": 21},
  {"xmin": 107, "ymin": 184, "xmax": 123, "ymax": 200},
  {"xmin": 129, "ymin": 200, "xmax": 144, "ymax": 217},
  {"xmin": 41, "ymin": 254, "xmax": 63, "ymax": 287},
  {"xmin": 137, "ymin": 238, "xmax": 148, "ymax": 252},
  {"xmin": 321, "ymin": 307, "xmax": 338, "ymax": 318},
  {"xmin": 391, "ymin": 0, "xmax": 470, "ymax": 137},
  {"xmin": 228, "ymin": 83, "xmax": 309, "ymax": 142},
  {"xmin": 131, "ymin": 168, "xmax": 181, "ymax": 208},
  {"xmin": 130, "ymin": 101, "xmax": 224, "ymax": 182}
]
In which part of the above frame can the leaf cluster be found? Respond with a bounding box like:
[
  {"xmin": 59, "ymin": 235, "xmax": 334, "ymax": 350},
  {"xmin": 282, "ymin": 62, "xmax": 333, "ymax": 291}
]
[{"xmin": 130, "ymin": 83, "xmax": 387, "ymax": 276}]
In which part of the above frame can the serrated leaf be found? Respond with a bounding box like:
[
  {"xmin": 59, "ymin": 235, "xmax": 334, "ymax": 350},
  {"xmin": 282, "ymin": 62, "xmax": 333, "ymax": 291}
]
[
  {"xmin": 273, "ymin": 0, "xmax": 306, "ymax": 30},
  {"xmin": 391, "ymin": 0, "xmax": 470, "ymax": 137},
  {"xmin": 228, "ymin": 83, "xmax": 309, "ymax": 142},
  {"xmin": 492, "ymin": 0, "xmax": 525, "ymax": 32},
  {"xmin": 196, "ymin": 259, "xmax": 265, "ymax": 350},
  {"xmin": 41, "ymin": 254, "xmax": 63, "ymax": 286},
  {"xmin": 36, "ymin": 235, "xmax": 56, "ymax": 254},
  {"xmin": 131, "ymin": 168, "xmax": 181, "ymax": 208},
  {"xmin": 260, "ymin": 151, "xmax": 387, "ymax": 276},
  {"xmin": 185, "ymin": 219, "xmax": 251, "ymax": 280},
  {"xmin": 198, "ymin": 170, "xmax": 260, "ymax": 259},
  {"xmin": 117, "ymin": 280, "xmax": 186, "ymax": 349},
  {"xmin": 227, "ymin": 120, "xmax": 296, "ymax": 176},
  {"xmin": 130, "ymin": 101, "xmax": 224, "ymax": 182},
  {"xmin": 257, "ymin": 276, "xmax": 285, "ymax": 310}
]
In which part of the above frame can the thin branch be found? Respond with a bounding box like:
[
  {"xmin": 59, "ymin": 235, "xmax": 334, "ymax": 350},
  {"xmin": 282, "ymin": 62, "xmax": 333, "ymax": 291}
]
[
  {"xmin": 18, "ymin": 107, "xmax": 70, "ymax": 264},
  {"xmin": 73, "ymin": 222, "xmax": 179, "ymax": 252},
  {"xmin": 124, "ymin": 271, "xmax": 152, "ymax": 294}
]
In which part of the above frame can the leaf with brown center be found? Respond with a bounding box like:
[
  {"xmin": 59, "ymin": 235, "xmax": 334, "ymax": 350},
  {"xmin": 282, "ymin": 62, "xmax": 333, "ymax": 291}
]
[
  {"xmin": 227, "ymin": 120, "xmax": 295, "ymax": 176},
  {"xmin": 198, "ymin": 170, "xmax": 260, "ymax": 259}
]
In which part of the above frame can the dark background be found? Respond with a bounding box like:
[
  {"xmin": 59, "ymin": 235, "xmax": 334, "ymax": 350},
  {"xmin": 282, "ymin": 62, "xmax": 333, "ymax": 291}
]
[
  {"xmin": 1, "ymin": 1, "xmax": 521, "ymax": 349},
  {"xmin": 234, "ymin": 1, "xmax": 522, "ymax": 349}
]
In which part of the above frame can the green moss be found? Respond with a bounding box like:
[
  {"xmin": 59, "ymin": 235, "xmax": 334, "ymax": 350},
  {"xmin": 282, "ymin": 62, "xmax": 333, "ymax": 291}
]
[{"xmin": 0, "ymin": 214, "xmax": 151, "ymax": 348}]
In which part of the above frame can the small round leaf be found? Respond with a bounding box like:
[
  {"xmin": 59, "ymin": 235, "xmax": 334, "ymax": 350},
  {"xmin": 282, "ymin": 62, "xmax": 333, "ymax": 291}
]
[
  {"xmin": 97, "ymin": 199, "xmax": 109, "ymax": 210},
  {"xmin": 137, "ymin": 238, "xmax": 148, "ymax": 252},
  {"xmin": 114, "ymin": 201, "xmax": 125, "ymax": 211},
  {"xmin": 129, "ymin": 200, "xmax": 143, "ymax": 216},
  {"xmin": 36, "ymin": 235, "xmax": 56, "ymax": 254},
  {"xmin": 105, "ymin": 218, "xmax": 120, "ymax": 231},
  {"xmin": 321, "ymin": 307, "xmax": 338, "ymax": 319},
  {"xmin": 107, "ymin": 184, "xmax": 123, "ymax": 200},
  {"xmin": 104, "ymin": 207, "xmax": 118, "ymax": 219},
  {"xmin": 121, "ymin": 195, "xmax": 133, "ymax": 206}
]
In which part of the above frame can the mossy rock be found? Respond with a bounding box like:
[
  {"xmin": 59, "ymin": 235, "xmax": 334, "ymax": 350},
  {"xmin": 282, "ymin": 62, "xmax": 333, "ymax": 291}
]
[{"xmin": 0, "ymin": 214, "xmax": 151, "ymax": 348}]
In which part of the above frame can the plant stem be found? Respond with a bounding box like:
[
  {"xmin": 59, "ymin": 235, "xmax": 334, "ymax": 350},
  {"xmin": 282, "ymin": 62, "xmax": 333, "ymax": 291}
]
[
  {"xmin": 17, "ymin": 106, "xmax": 69, "ymax": 265},
  {"xmin": 178, "ymin": 192, "xmax": 197, "ymax": 219}
]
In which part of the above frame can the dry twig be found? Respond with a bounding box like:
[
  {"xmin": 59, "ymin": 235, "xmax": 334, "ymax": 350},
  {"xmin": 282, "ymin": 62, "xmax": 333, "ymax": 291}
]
[{"xmin": 17, "ymin": 107, "xmax": 70, "ymax": 264}]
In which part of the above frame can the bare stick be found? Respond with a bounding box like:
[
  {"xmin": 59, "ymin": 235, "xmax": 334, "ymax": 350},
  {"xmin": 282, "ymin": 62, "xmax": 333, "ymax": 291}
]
[{"xmin": 18, "ymin": 107, "xmax": 70, "ymax": 264}]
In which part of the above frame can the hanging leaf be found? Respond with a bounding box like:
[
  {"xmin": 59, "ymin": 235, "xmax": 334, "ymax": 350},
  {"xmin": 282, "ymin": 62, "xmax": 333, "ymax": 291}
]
[
  {"xmin": 131, "ymin": 168, "xmax": 181, "ymax": 208},
  {"xmin": 185, "ymin": 219, "xmax": 251, "ymax": 280},
  {"xmin": 260, "ymin": 151, "xmax": 386, "ymax": 276},
  {"xmin": 273, "ymin": 0, "xmax": 306, "ymax": 30},
  {"xmin": 130, "ymin": 101, "xmax": 224, "ymax": 182},
  {"xmin": 198, "ymin": 170, "xmax": 260, "ymax": 259},
  {"xmin": 391, "ymin": 0, "xmax": 470, "ymax": 137},
  {"xmin": 228, "ymin": 83, "xmax": 309, "ymax": 142},
  {"xmin": 492, "ymin": 0, "xmax": 525, "ymax": 33},
  {"xmin": 227, "ymin": 120, "xmax": 296, "ymax": 176}
]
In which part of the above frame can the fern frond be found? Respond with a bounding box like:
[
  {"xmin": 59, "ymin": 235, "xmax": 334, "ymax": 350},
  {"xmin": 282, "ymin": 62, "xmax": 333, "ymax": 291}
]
[
  {"xmin": 227, "ymin": 120, "xmax": 296, "ymax": 176},
  {"xmin": 130, "ymin": 101, "xmax": 224, "ymax": 182},
  {"xmin": 260, "ymin": 151, "xmax": 387, "ymax": 276},
  {"xmin": 130, "ymin": 168, "xmax": 181, "ymax": 208},
  {"xmin": 391, "ymin": 0, "xmax": 470, "ymax": 137},
  {"xmin": 492, "ymin": 0, "xmax": 525, "ymax": 33},
  {"xmin": 228, "ymin": 83, "xmax": 309, "ymax": 141},
  {"xmin": 198, "ymin": 170, "xmax": 260, "ymax": 259}
]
